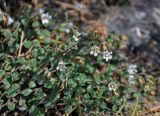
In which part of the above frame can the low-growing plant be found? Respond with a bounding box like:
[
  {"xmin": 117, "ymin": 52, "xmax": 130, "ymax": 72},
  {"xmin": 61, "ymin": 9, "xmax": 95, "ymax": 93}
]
[{"xmin": 0, "ymin": 10, "xmax": 156, "ymax": 115}]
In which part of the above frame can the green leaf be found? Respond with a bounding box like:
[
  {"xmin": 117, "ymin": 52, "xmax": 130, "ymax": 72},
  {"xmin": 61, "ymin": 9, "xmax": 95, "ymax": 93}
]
[
  {"xmin": 44, "ymin": 101, "xmax": 52, "ymax": 109},
  {"xmin": 120, "ymin": 71, "xmax": 129, "ymax": 78},
  {"xmin": 16, "ymin": 57, "xmax": 26, "ymax": 65},
  {"xmin": 86, "ymin": 65, "xmax": 95, "ymax": 74},
  {"xmin": 30, "ymin": 58, "xmax": 37, "ymax": 68},
  {"xmin": 44, "ymin": 86, "xmax": 59, "ymax": 108},
  {"xmin": 19, "ymin": 106, "xmax": 27, "ymax": 111},
  {"xmin": 9, "ymin": 43, "xmax": 19, "ymax": 53},
  {"xmin": 67, "ymin": 79, "xmax": 77, "ymax": 88},
  {"xmin": 11, "ymin": 72, "xmax": 19, "ymax": 81},
  {"xmin": 106, "ymin": 38, "xmax": 114, "ymax": 43},
  {"xmin": 100, "ymin": 102, "xmax": 107, "ymax": 110},
  {"xmin": 76, "ymin": 87, "xmax": 84, "ymax": 95},
  {"xmin": 108, "ymin": 65, "xmax": 116, "ymax": 72},
  {"xmin": 32, "ymin": 21, "xmax": 40, "ymax": 28},
  {"xmin": 12, "ymin": 31, "xmax": 19, "ymax": 40},
  {"xmin": 36, "ymin": 111, "xmax": 45, "ymax": 116},
  {"xmin": 7, "ymin": 102, "xmax": 15, "ymax": 111},
  {"xmin": 7, "ymin": 84, "xmax": 20, "ymax": 97},
  {"xmin": 19, "ymin": 99, "xmax": 27, "ymax": 111},
  {"xmin": 83, "ymin": 93, "xmax": 90, "ymax": 102},
  {"xmin": 33, "ymin": 40, "xmax": 40, "ymax": 47},
  {"xmin": 19, "ymin": 99, "xmax": 26, "ymax": 106},
  {"xmin": 5, "ymin": 65, "xmax": 12, "ymax": 71},
  {"xmin": 0, "ymin": 70, "xmax": 5, "ymax": 77},
  {"xmin": 65, "ymin": 105, "xmax": 72, "ymax": 114},
  {"xmin": 133, "ymin": 91, "xmax": 141, "ymax": 98},
  {"xmin": 21, "ymin": 18, "xmax": 28, "ymax": 26},
  {"xmin": 44, "ymin": 81, "xmax": 52, "ymax": 89},
  {"xmin": 8, "ymin": 38, "xmax": 16, "ymax": 46},
  {"xmin": 105, "ymin": 65, "xmax": 116, "ymax": 76},
  {"xmin": 2, "ymin": 77, "xmax": 10, "ymax": 89},
  {"xmin": 94, "ymin": 76, "xmax": 101, "ymax": 84},
  {"xmin": 59, "ymin": 23, "xmax": 66, "ymax": 32},
  {"xmin": 24, "ymin": 40, "xmax": 32, "ymax": 49},
  {"xmin": 38, "ymin": 29, "xmax": 51, "ymax": 38},
  {"xmin": 38, "ymin": 47, "xmax": 45, "ymax": 55},
  {"xmin": 48, "ymin": 86, "xmax": 59, "ymax": 101},
  {"xmin": 22, "ymin": 89, "xmax": 32, "ymax": 96},
  {"xmin": 76, "ymin": 73, "xmax": 87, "ymax": 86},
  {"xmin": 0, "ymin": 53, "xmax": 5, "ymax": 60},
  {"xmin": 20, "ymin": 64, "xmax": 27, "ymax": 70},
  {"xmin": 32, "ymin": 48, "xmax": 38, "ymax": 57},
  {"xmin": 87, "ymin": 85, "xmax": 94, "ymax": 94},
  {"xmin": 2, "ymin": 29, "xmax": 12, "ymax": 39},
  {"xmin": 34, "ymin": 88, "xmax": 46, "ymax": 100},
  {"xmin": 29, "ymin": 105, "xmax": 38, "ymax": 116},
  {"xmin": 29, "ymin": 81, "xmax": 36, "ymax": 88}
]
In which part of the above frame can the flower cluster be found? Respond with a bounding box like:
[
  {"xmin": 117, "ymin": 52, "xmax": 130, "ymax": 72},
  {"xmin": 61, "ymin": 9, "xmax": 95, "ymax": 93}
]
[
  {"xmin": 73, "ymin": 35, "xmax": 79, "ymax": 41},
  {"xmin": 90, "ymin": 45, "xmax": 100, "ymax": 56},
  {"xmin": 56, "ymin": 60, "xmax": 66, "ymax": 72},
  {"xmin": 73, "ymin": 30, "xmax": 81, "ymax": 41},
  {"xmin": 64, "ymin": 22, "xmax": 73, "ymax": 33},
  {"xmin": 102, "ymin": 51, "xmax": 112, "ymax": 61},
  {"xmin": 90, "ymin": 44, "xmax": 112, "ymax": 61},
  {"xmin": 127, "ymin": 64, "xmax": 137, "ymax": 74},
  {"xmin": 108, "ymin": 82, "xmax": 119, "ymax": 96},
  {"xmin": 108, "ymin": 82, "xmax": 117, "ymax": 91},
  {"xmin": 38, "ymin": 8, "xmax": 52, "ymax": 24},
  {"xmin": 127, "ymin": 64, "xmax": 137, "ymax": 84},
  {"xmin": 128, "ymin": 75, "xmax": 135, "ymax": 84}
]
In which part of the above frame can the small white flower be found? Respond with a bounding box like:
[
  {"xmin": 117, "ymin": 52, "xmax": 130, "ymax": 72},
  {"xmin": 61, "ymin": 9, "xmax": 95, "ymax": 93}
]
[
  {"xmin": 75, "ymin": 31, "xmax": 81, "ymax": 36},
  {"xmin": 108, "ymin": 82, "xmax": 117, "ymax": 91},
  {"xmin": 44, "ymin": 68, "xmax": 52, "ymax": 77},
  {"xmin": 50, "ymin": 78, "xmax": 56, "ymax": 84},
  {"xmin": 65, "ymin": 28, "xmax": 70, "ymax": 33},
  {"xmin": 128, "ymin": 75, "xmax": 136, "ymax": 84},
  {"xmin": 41, "ymin": 13, "xmax": 52, "ymax": 24},
  {"xmin": 144, "ymin": 85, "xmax": 150, "ymax": 92},
  {"xmin": 102, "ymin": 51, "xmax": 112, "ymax": 61},
  {"xmin": 73, "ymin": 30, "xmax": 81, "ymax": 41},
  {"xmin": 127, "ymin": 64, "xmax": 137, "ymax": 75},
  {"xmin": 75, "ymin": 3, "xmax": 84, "ymax": 11},
  {"xmin": 38, "ymin": 8, "xmax": 45, "ymax": 14},
  {"xmin": 8, "ymin": 17, "xmax": 14, "ymax": 25},
  {"xmin": 127, "ymin": 64, "xmax": 137, "ymax": 85},
  {"xmin": 56, "ymin": 60, "xmax": 66, "ymax": 71},
  {"xmin": 73, "ymin": 35, "xmax": 79, "ymax": 41},
  {"xmin": 90, "ymin": 46, "xmax": 100, "ymax": 56},
  {"xmin": 64, "ymin": 23, "xmax": 73, "ymax": 33}
]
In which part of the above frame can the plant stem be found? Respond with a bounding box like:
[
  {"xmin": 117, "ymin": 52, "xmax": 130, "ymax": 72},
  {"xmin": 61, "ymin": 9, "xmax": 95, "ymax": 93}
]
[
  {"xmin": 116, "ymin": 97, "xmax": 126, "ymax": 116},
  {"xmin": 78, "ymin": 95, "xmax": 82, "ymax": 116},
  {"xmin": 131, "ymin": 96, "xmax": 139, "ymax": 116}
]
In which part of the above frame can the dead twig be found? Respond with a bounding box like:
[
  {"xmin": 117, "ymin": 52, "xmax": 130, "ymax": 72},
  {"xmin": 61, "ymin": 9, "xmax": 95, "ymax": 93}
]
[
  {"xmin": 141, "ymin": 104, "xmax": 160, "ymax": 115},
  {"xmin": 18, "ymin": 31, "xmax": 24, "ymax": 58}
]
